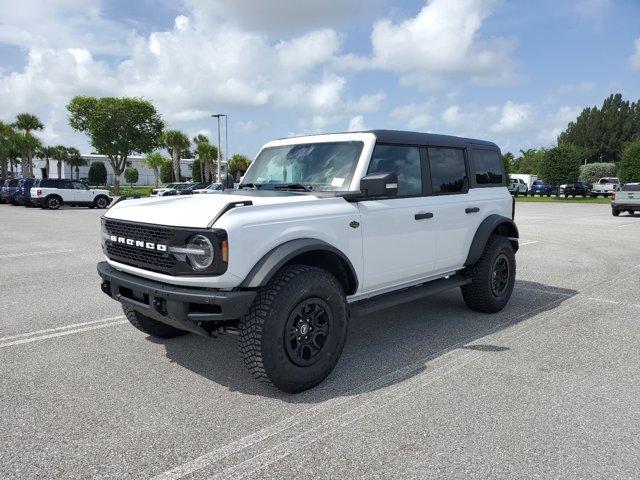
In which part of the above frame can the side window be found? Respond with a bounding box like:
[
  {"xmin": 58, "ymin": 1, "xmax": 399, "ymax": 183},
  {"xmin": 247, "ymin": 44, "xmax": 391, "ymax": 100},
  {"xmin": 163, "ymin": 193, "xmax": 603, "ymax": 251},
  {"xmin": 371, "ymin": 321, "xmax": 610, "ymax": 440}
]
[
  {"xmin": 367, "ymin": 145, "xmax": 422, "ymax": 196},
  {"xmin": 472, "ymin": 149, "xmax": 503, "ymax": 185},
  {"xmin": 62, "ymin": 181, "xmax": 74, "ymax": 189},
  {"xmin": 427, "ymin": 147, "xmax": 467, "ymax": 194},
  {"xmin": 72, "ymin": 181, "xmax": 86, "ymax": 190}
]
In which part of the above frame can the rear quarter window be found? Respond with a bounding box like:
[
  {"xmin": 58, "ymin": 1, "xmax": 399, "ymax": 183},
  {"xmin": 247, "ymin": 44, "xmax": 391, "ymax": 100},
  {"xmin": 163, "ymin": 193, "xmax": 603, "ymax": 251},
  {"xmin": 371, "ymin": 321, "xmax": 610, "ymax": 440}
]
[{"xmin": 471, "ymin": 149, "xmax": 504, "ymax": 186}]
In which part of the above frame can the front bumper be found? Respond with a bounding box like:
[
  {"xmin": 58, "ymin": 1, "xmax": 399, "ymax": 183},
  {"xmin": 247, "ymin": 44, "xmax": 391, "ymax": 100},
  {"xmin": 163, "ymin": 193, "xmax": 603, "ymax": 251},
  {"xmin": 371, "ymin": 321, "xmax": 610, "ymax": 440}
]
[{"xmin": 97, "ymin": 261, "xmax": 256, "ymax": 336}]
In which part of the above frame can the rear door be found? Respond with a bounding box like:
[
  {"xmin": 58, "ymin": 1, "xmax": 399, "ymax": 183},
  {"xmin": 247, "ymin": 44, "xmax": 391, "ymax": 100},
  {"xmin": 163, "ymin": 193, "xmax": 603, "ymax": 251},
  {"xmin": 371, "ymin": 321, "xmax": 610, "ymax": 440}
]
[{"xmin": 358, "ymin": 144, "xmax": 436, "ymax": 293}]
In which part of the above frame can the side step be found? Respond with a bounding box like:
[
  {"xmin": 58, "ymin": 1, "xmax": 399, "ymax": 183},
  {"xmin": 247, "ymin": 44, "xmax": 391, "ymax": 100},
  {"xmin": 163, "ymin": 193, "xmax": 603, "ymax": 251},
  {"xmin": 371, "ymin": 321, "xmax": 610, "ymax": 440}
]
[{"xmin": 349, "ymin": 275, "xmax": 471, "ymax": 317}]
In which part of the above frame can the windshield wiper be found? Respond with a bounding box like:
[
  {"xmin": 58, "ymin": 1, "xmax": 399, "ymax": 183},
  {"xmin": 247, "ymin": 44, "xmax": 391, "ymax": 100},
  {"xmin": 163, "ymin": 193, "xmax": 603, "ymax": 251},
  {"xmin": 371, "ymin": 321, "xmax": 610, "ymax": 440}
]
[
  {"xmin": 272, "ymin": 183, "xmax": 314, "ymax": 192},
  {"xmin": 238, "ymin": 183, "xmax": 262, "ymax": 189}
]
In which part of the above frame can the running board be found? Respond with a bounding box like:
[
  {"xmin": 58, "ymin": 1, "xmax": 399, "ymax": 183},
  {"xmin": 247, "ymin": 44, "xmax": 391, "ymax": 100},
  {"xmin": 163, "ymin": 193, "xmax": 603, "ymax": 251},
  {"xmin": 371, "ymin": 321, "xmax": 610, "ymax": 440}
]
[{"xmin": 349, "ymin": 275, "xmax": 471, "ymax": 317}]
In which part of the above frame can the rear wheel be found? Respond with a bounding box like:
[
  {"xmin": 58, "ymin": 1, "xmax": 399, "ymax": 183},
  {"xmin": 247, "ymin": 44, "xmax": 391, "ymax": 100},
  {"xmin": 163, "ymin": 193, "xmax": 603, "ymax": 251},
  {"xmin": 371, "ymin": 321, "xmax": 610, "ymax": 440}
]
[
  {"xmin": 238, "ymin": 264, "xmax": 348, "ymax": 393},
  {"xmin": 122, "ymin": 304, "xmax": 188, "ymax": 338},
  {"xmin": 46, "ymin": 196, "xmax": 61, "ymax": 210},
  {"xmin": 462, "ymin": 235, "xmax": 516, "ymax": 313}
]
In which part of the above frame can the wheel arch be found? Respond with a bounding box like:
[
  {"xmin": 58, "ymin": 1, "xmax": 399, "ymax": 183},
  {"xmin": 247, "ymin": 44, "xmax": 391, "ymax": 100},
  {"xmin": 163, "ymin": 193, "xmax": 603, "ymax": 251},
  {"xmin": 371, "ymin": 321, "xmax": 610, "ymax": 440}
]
[
  {"xmin": 464, "ymin": 214, "xmax": 519, "ymax": 267},
  {"xmin": 45, "ymin": 193, "xmax": 63, "ymax": 205},
  {"xmin": 240, "ymin": 238, "xmax": 359, "ymax": 295}
]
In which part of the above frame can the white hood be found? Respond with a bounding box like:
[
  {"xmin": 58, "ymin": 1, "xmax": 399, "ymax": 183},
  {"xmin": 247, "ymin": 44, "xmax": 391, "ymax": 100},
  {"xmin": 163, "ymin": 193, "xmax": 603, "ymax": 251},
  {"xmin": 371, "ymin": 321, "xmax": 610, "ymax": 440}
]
[{"xmin": 104, "ymin": 192, "xmax": 317, "ymax": 228}]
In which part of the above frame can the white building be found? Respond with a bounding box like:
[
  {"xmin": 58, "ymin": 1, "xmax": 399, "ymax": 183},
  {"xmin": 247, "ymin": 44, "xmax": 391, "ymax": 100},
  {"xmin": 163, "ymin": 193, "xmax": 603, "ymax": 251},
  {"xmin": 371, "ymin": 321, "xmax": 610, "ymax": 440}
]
[{"xmin": 19, "ymin": 154, "xmax": 227, "ymax": 186}]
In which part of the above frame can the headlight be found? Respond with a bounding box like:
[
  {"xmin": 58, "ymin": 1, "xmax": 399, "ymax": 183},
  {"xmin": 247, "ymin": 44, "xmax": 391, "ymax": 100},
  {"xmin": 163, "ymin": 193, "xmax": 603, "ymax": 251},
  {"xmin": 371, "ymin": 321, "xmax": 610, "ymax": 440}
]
[{"xmin": 183, "ymin": 235, "xmax": 214, "ymax": 270}]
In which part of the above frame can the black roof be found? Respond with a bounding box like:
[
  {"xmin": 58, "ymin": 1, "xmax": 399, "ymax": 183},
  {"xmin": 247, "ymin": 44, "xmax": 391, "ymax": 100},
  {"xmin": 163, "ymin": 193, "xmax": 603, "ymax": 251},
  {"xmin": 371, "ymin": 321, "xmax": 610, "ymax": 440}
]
[{"xmin": 279, "ymin": 129, "xmax": 498, "ymax": 149}]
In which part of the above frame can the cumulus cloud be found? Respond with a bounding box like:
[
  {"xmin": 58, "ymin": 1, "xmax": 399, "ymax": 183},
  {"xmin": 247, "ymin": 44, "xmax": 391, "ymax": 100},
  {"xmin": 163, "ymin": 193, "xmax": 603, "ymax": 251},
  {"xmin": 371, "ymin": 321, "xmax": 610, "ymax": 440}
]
[
  {"xmin": 390, "ymin": 101, "xmax": 434, "ymax": 130},
  {"xmin": 340, "ymin": 0, "xmax": 518, "ymax": 87},
  {"xmin": 347, "ymin": 115, "xmax": 367, "ymax": 131},
  {"xmin": 491, "ymin": 101, "xmax": 532, "ymax": 134},
  {"xmin": 537, "ymin": 106, "xmax": 582, "ymax": 144},
  {"xmin": 631, "ymin": 38, "xmax": 640, "ymax": 71}
]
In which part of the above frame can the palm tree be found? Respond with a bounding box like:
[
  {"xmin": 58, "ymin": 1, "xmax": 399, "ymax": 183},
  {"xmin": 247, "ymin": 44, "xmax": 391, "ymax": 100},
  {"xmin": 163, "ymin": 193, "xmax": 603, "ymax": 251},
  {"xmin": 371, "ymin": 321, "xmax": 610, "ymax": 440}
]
[
  {"xmin": 13, "ymin": 132, "xmax": 42, "ymax": 177},
  {"xmin": 143, "ymin": 152, "xmax": 168, "ymax": 187},
  {"xmin": 14, "ymin": 113, "xmax": 44, "ymax": 135},
  {"xmin": 195, "ymin": 141, "xmax": 218, "ymax": 182},
  {"xmin": 162, "ymin": 130, "xmax": 190, "ymax": 182},
  {"xmin": 0, "ymin": 121, "xmax": 15, "ymax": 179},
  {"xmin": 36, "ymin": 146, "xmax": 56, "ymax": 178},
  {"xmin": 52, "ymin": 145, "xmax": 69, "ymax": 179},
  {"xmin": 65, "ymin": 147, "xmax": 86, "ymax": 180},
  {"xmin": 228, "ymin": 154, "xmax": 252, "ymax": 181}
]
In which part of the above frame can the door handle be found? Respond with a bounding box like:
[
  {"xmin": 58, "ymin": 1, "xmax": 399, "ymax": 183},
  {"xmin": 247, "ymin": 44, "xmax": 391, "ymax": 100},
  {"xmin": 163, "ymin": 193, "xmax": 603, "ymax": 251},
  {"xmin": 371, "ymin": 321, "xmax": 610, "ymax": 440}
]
[
  {"xmin": 465, "ymin": 207, "xmax": 480, "ymax": 214},
  {"xmin": 415, "ymin": 212, "xmax": 434, "ymax": 220}
]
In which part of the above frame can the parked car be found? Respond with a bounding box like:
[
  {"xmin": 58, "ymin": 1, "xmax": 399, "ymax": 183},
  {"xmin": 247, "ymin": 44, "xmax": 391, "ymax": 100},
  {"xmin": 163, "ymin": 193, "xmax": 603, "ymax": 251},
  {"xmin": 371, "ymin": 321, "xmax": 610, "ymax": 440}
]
[
  {"xmin": 508, "ymin": 177, "xmax": 528, "ymax": 196},
  {"xmin": 150, "ymin": 182, "xmax": 192, "ymax": 197},
  {"xmin": 98, "ymin": 129, "xmax": 519, "ymax": 393},
  {"xmin": 193, "ymin": 183, "xmax": 222, "ymax": 194},
  {"xmin": 177, "ymin": 183, "xmax": 208, "ymax": 195},
  {"xmin": 564, "ymin": 181, "xmax": 591, "ymax": 197},
  {"xmin": 14, "ymin": 178, "xmax": 37, "ymax": 206},
  {"xmin": 611, "ymin": 183, "xmax": 640, "ymax": 216},
  {"xmin": 30, "ymin": 178, "xmax": 112, "ymax": 210},
  {"xmin": 529, "ymin": 180, "xmax": 555, "ymax": 196},
  {"xmin": 1, "ymin": 179, "xmax": 20, "ymax": 204},
  {"xmin": 590, "ymin": 177, "xmax": 620, "ymax": 197},
  {"xmin": 3, "ymin": 178, "xmax": 21, "ymax": 204}
]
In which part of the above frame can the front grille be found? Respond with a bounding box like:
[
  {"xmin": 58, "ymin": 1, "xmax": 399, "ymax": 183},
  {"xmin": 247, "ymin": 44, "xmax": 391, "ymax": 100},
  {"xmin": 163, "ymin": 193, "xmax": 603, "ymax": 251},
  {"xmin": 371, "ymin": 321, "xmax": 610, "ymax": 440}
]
[{"xmin": 103, "ymin": 220, "xmax": 176, "ymax": 274}]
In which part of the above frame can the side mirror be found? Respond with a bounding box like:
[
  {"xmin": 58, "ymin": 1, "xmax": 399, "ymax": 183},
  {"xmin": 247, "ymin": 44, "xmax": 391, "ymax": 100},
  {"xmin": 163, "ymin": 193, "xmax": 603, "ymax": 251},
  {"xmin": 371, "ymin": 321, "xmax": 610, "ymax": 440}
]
[
  {"xmin": 359, "ymin": 172, "xmax": 398, "ymax": 198},
  {"xmin": 221, "ymin": 174, "xmax": 235, "ymax": 189}
]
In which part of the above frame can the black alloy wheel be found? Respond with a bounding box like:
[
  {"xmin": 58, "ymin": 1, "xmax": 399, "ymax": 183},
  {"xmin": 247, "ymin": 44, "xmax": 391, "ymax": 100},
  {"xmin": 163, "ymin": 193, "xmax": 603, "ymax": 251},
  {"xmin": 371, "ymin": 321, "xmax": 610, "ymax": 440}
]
[
  {"xmin": 491, "ymin": 253, "xmax": 510, "ymax": 297},
  {"xmin": 284, "ymin": 298, "xmax": 332, "ymax": 367}
]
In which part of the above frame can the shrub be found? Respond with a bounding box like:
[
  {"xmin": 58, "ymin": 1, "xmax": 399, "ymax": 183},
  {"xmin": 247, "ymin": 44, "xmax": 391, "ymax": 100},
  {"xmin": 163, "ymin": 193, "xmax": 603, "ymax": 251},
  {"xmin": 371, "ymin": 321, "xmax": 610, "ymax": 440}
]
[
  {"xmin": 160, "ymin": 160, "xmax": 173, "ymax": 183},
  {"xmin": 619, "ymin": 136, "xmax": 640, "ymax": 182},
  {"xmin": 579, "ymin": 162, "xmax": 617, "ymax": 183},
  {"xmin": 88, "ymin": 161, "xmax": 107, "ymax": 185},
  {"xmin": 538, "ymin": 145, "xmax": 582, "ymax": 185},
  {"xmin": 124, "ymin": 167, "xmax": 139, "ymax": 186}
]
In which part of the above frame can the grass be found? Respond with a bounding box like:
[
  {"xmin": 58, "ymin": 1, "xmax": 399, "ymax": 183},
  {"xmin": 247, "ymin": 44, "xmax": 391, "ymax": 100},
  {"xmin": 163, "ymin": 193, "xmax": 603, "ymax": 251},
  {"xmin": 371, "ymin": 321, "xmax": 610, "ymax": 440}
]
[
  {"xmin": 514, "ymin": 194, "xmax": 612, "ymax": 204},
  {"xmin": 104, "ymin": 185, "xmax": 154, "ymax": 197}
]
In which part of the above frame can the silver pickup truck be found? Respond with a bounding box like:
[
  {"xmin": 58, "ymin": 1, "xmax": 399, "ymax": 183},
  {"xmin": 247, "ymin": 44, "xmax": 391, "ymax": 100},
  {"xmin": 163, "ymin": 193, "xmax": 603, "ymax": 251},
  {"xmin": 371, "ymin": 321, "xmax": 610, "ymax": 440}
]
[{"xmin": 612, "ymin": 183, "xmax": 640, "ymax": 216}]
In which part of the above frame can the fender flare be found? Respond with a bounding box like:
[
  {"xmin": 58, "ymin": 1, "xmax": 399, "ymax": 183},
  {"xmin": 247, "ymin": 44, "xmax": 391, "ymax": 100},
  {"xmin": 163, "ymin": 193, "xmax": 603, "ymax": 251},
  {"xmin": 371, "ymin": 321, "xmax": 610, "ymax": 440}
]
[
  {"xmin": 464, "ymin": 214, "xmax": 519, "ymax": 267},
  {"xmin": 240, "ymin": 238, "xmax": 358, "ymax": 294}
]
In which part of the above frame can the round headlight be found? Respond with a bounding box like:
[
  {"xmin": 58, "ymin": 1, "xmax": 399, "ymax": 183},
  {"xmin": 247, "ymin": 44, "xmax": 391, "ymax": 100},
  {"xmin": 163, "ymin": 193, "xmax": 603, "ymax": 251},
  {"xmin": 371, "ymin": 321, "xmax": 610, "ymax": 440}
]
[{"xmin": 186, "ymin": 235, "xmax": 214, "ymax": 270}]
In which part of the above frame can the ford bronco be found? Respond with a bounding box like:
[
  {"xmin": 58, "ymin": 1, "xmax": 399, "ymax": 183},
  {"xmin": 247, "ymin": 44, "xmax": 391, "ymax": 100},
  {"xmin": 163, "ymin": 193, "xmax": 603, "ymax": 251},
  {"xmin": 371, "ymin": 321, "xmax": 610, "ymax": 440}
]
[{"xmin": 98, "ymin": 130, "xmax": 518, "ymax": 393}]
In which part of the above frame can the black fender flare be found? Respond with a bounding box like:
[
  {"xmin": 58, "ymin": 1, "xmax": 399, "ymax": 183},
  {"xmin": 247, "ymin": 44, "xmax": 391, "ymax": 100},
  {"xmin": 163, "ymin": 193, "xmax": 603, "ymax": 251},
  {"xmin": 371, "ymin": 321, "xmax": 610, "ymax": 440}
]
[
  {"xmin": 464, "ymin": 214, "xmax": 519, "ymax": 267},
  {"xmin": 240, "ymin": 238, "xmax": 359, "ymax": 294}
]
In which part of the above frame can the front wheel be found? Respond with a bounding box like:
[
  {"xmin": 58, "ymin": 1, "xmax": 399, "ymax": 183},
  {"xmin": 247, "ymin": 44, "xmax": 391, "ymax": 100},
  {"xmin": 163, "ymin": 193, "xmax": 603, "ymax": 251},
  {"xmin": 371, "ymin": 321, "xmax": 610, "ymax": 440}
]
[
  {"xmin": 461, "ymin": 235, "xmax": 516, "ymax": 313},
  {"xmin": 46, "ymin": 196, "xmax": 62, "ymax": 210},
  {"xmin": 239, "ymin": 264, "xmax": 348, "ymax": 393},
  {"xmin": 94, "ymin": 196, "xmax": 109, "ymax": 209}
]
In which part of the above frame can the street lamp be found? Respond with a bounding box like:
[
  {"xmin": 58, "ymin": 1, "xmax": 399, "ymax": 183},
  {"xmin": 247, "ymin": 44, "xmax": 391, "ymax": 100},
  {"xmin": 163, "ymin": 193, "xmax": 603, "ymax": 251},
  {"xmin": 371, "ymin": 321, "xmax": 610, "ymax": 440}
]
[{"xmin": 211, "ymin": 114, "xmax": 227, "ymax": 181}]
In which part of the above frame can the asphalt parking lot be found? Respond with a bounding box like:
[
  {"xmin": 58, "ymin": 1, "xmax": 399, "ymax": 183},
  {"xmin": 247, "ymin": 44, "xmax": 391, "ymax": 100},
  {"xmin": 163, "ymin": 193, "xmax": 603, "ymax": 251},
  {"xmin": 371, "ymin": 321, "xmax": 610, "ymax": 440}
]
[{"xmin": 1, "ymin": 201, "xmax": 640, "ymax": 479}]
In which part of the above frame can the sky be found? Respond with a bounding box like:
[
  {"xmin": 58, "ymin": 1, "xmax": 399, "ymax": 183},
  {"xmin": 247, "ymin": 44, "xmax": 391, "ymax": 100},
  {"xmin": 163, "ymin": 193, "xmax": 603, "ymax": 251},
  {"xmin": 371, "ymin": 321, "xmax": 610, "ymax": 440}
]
[{"xmin": 0, "ymin": 0, "xmax": 639, "ymax": 158}]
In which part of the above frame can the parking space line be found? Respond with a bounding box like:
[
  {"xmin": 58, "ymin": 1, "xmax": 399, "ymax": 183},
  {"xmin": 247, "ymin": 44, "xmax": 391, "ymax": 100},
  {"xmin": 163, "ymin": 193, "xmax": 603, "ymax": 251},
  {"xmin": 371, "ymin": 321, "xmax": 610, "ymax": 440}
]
[
  {"xmin": 0, "ymin": 248, "xmax": 89, "ymax": 259},
  {"xmin": 0, "ymin": 316, "xmax": 126, "ymax": 342},
  {"xmin": 519, "ymin": 240, "xmax": 540, "ymax": 245},
  {"xmin": 0, "ymin": 318, "xmax": 126, "ymax": 348}
]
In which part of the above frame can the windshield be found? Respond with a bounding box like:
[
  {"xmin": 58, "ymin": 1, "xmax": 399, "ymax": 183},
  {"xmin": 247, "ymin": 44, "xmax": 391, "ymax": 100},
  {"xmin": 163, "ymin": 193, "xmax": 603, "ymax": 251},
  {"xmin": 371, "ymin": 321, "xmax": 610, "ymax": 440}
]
[
  {"xmin": 241, "ymin": 141, "xmax": 364, "ymax": 191},
  {"xmin": 622, "ymin": 184, "xmax": 640, "ymax": 191}
]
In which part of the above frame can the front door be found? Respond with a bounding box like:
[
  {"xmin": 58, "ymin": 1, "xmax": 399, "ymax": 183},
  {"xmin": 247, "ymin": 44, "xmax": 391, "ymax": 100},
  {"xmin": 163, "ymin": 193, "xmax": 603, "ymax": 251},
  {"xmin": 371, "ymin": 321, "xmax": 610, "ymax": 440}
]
[{"xmin": 359, "ymin": 144, "xmax": 436, "ymax": 293}]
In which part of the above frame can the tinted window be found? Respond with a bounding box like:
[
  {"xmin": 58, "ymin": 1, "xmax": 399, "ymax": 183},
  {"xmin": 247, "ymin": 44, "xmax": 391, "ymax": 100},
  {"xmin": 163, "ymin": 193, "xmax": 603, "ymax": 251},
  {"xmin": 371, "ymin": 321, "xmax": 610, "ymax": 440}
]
[
  {"xmin": 472, "ymin": 149, "xmax": 503, "ymax": 185},
  {"xmin": 427, "ymin": 147, "xmax": 467, "ymax": 194},
  {"xmin": 622, "ymin": 184, "xmax": 640, "ymax": 192},
  {"xmin": 72, "ymin": 181, "xmax": 86, "ymax": 190},
  {"xmin": 367, "ymin": 145, "xmax": 422, "ymax": 196}
]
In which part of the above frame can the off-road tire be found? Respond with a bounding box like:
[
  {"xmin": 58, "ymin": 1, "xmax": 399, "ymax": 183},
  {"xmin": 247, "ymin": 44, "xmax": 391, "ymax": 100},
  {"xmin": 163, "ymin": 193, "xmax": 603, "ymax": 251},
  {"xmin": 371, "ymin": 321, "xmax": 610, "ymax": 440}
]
[
  {"xmin": 461, "ymin": 235, "xmax": 516, "ymax": 313},
  {"xmin": 94, "ymin": 195, "xmax": 109, "ymax": 209},
  {"xmin": 45, "ymin": 196, "xmax": 62, "ymax": 210},
  {"xmin": 122, "ymin": 304, "xmax": 188, "ymax": 338},
  {"xmin": 612, "ymin": 209, "xmax": 620, "ymax": 217},
  {"xmin": 238, "ymin": 264, "xmax": 348, "ymax": 393}
]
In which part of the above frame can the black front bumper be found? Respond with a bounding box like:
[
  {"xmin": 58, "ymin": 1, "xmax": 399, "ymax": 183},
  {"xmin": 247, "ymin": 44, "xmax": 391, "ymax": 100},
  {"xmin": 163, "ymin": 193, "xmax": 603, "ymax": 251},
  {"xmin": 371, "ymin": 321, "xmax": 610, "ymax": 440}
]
[{"xmin": 97, "ymin": 262, "xmax": 256, "ymax": 336}]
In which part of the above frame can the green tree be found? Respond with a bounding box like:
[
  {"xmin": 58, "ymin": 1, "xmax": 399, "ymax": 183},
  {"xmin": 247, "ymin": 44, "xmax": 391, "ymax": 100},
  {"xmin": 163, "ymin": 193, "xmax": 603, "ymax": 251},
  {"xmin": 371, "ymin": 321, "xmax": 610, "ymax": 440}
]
[
  {"xmin": 619, "ymin": 136, "xmax": 640, "ymax": 182},
  {"xmin": 191, "ymin": 158, "xmax": 202, "ymax": 182},
  {"xmin": 228, "ymin": 154, "xmax": 251, "ymax": 180},
  {"xmin": 0, "ymin": 121, "xmax": 15, "ymax": 179},
  {"xmin": 88, "ymin": 161, "xmax": 107, "ymax": 185},
  {"xmin": 501, "ymin": 152, "xmax": 514, "ymax": 176},
  {"xmin": 124, "ymin": 167, "xmax": 139, "ymax": 186},
  {"xmin": 13, "ymin": 132, "xmax": 42, "ymax": 177},
  {"xmin": 160, "ymin": 160, "xmax": 174, "ymax": 183},
  {"xmin": 579, "ymin": 162, "xmax": 617, "ymax": 183},
  {"xmin": 36, "ymin": 146, "xmax": 56, "ymax": 179},
  {"xmin": 558, "ymin": 93, "xmax": 640, "ymax": 163},
  {"xmin": 52, "ymin": 145, "xmax": 68, "ymax": 179},
  {"xmin": 539, "ymin": 145, "xmax": 582, "ymax": 185},
  {"xmin": 65, "ymin": 147, "xmax": 86, "ymax": 179},
  {"xmin": 67, "ymin": 96, "xmax": 164, "ymax": 193},
  {"xmin": 195, "ymin": 141, "xmax": 217, "ymax": 182},
  {"xmin": 162, "ymin": 130, "xmax": 190, "ymax": 182},
  {"xmin": 512, "ymin": 148, "xmax": 544, "ymax": 174},
  {"xmin": 13, "ymin": 113, "xmax": 44, "ymax": 135},
  {"xmin": 143, "ymin": 152, "xmax": 168, "ymax": 187}
]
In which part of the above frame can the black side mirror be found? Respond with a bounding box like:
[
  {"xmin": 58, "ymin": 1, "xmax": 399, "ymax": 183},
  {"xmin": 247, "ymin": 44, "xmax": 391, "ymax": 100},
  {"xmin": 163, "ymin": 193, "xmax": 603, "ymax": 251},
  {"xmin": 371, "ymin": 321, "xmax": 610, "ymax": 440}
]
[
  {"xmin": 360, "ymin": 172, "xmax": 398, "ymax": 198},
  {"xmin": 221, "ymin": 174, "xmax": 235, "ymax": 189}
]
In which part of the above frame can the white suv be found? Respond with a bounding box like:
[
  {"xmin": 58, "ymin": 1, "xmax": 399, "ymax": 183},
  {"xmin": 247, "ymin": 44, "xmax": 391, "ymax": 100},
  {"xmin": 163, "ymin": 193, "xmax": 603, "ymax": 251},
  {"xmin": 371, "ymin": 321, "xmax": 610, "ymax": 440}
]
[
  {"xmin": 31, "ymin": 179, "xmax": 112, "ymax": 210},
  {"xmin": 98, "ymin": 130, "xmax": 519, "ymax": 392}
]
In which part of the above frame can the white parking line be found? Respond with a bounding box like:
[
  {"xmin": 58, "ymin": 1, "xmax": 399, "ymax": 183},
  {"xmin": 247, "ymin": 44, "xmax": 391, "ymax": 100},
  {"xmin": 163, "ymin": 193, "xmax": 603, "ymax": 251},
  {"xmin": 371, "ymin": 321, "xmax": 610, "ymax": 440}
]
[
  {"xmin": 519, "ymin": 240, "xmax": 540, "ymax": 246},
  {"xmin": 0, "ymin": 316, "xmax": 126, "ymax": 348},
  {"xmin": 0, "ymin": 248, "xmax": 88, "ymax": 259}
]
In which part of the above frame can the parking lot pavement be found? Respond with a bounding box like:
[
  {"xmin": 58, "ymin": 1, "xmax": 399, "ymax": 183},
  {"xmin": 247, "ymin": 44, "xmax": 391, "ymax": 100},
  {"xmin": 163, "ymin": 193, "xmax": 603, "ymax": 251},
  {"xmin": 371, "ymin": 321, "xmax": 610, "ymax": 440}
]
[{"xmin": 1, "ymin": 202, "xmax": 639, "ymax": 478}]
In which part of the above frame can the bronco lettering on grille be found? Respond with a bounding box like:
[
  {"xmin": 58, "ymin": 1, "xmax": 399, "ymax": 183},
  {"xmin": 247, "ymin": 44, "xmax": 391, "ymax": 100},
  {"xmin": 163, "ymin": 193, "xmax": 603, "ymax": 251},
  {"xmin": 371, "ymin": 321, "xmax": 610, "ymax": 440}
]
[{"xmin": 109, "ymin": 235, "xmax": 167, "ymax": 251}]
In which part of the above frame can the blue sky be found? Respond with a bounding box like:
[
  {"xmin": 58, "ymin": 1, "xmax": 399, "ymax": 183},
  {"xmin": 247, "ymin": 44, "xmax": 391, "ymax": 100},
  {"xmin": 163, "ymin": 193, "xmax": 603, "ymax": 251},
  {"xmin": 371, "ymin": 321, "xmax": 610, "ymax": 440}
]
[{"xmin": 0, "ymin": 0, "xmax": 638, "ymax": 158}]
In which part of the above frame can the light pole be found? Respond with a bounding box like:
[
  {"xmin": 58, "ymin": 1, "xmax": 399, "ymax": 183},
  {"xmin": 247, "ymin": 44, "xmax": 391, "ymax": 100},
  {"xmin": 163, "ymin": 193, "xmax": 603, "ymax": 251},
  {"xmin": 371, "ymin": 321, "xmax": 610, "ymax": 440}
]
[{"xmin": 211, "ymin": 114, "xmax": 227, "ymax": 181}]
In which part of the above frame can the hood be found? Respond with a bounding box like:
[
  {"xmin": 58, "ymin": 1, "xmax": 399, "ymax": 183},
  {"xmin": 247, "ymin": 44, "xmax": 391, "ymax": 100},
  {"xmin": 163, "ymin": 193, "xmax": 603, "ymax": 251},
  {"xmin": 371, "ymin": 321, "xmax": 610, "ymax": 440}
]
[{"xmin": 104, "ymin": 191, "xmax": 319, "ymax": 228}]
